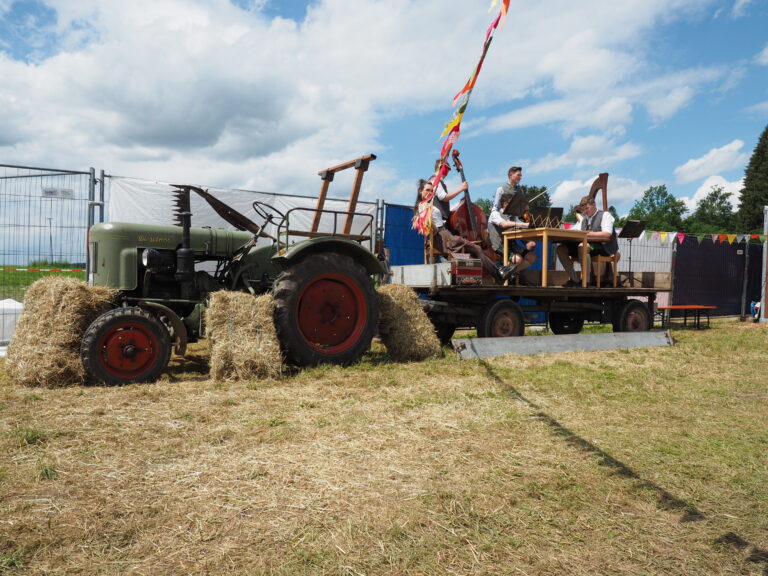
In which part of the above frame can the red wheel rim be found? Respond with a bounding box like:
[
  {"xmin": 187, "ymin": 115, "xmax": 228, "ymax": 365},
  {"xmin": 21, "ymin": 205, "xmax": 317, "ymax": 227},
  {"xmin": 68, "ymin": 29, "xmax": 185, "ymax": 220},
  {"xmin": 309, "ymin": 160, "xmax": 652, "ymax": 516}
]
[
  {"xmin": 97, "ymin": 321, "xmax": 160, "ymax": 379},
  {"xmin": 296, "ymin": 274, "xmax": 367, "ymax": 354}
]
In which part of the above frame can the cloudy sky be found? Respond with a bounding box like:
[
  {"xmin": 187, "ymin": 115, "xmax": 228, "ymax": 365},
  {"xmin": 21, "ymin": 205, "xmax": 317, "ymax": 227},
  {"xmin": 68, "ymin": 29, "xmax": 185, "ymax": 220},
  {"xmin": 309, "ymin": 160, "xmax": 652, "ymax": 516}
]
[{"xmin": 1, "ymin": 0, "xmax": 767, "ymax": 215}]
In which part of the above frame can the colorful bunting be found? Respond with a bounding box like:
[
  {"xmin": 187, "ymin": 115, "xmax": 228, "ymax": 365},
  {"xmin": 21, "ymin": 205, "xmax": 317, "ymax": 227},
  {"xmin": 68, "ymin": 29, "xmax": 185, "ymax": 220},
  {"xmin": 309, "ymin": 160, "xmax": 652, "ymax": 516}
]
[
  {"xmin": 711, "ymin": 234, "xmax": 719, "ymax": 243},
  {"xmin": 696, "ymin": 234, "xmax": 705, "ymax": 244},
  {"xmin": 418, "ymin": 0, "xmax": 511, "ymax": 226},
  {"xmin": 660, "ymin": 232, "xmax": 669, "ymax": 243},
  {"xmin": 677, "ymin": 232, "xmax": 686, "ymax": 244},
  {"xmin": 727, "ymin": 234, "xmax": 736, "ymax": 244}
]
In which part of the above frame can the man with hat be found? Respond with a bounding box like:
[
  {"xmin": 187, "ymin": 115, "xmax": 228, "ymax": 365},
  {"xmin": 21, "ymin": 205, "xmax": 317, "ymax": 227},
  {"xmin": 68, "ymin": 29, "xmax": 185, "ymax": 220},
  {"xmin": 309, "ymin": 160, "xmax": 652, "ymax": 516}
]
[{"xmin": 556, "ymin": 195, "xmax": 618, "ymax": 287}]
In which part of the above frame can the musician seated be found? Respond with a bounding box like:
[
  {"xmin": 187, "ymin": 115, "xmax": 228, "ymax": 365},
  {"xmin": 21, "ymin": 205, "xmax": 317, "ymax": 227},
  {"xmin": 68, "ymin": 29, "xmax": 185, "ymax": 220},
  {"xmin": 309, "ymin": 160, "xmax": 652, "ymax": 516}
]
[
  {"xmin": 488, "ymin": 193, "xmax": 537, "ymax": 285},
  {"xmin": 414, "ymin": 178, "xmax": 513, "ymax": 285},
  {"xmin": 556, "ymin": 195, "xmax": 618, "ymax": 287}
]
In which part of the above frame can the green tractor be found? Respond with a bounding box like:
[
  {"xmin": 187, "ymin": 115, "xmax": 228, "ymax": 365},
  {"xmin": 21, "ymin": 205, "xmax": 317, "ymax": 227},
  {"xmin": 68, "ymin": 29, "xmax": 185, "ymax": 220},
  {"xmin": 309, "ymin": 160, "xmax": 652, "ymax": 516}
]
[{"xmin": 83, "ymin": 156, "xmax": 384, "ymax": 385}]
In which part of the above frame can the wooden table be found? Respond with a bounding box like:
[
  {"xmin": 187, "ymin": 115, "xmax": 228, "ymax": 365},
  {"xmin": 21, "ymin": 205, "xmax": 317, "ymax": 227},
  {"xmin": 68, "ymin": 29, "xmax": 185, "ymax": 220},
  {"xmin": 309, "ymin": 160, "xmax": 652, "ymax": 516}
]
[
  {"xmin": 657, "ymin": 305, "xmax": 716, "ymax": 329},
  {"xmin": 503, "ymin": 227, "xmax": 590, "ymax": 287}
]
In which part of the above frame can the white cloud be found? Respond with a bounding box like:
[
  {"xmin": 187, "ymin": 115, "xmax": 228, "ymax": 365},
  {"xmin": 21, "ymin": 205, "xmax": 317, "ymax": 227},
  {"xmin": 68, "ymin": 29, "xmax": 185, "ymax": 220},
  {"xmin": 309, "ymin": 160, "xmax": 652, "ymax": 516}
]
[
  {"xmin": 745, "ymin": 101, "xmax": 768, "ymax": 116},
  {"xmin": 674, "ymin": 140, "xmax": 749, "ymax": 184},
  {"xmin": 0, "ymin": 0, "xmax": 741, "ymax": 208},
  {"xmin": 679, "ymin": 175, "xmax": 744, "ymax": 211},
  {"xmin": 731, "ymin": 0, "xmax": 753, "ymax": 18},
  {"xmin": 756, "ymin": 44, "xmax": 768, "ymax": 66},
  {"xmin": 646, "ymin": 86, "xmax": 695, "ymax": 124},
  {"xmin": 530, "ymin": 134, "xmax": 642, "ymax": 173}
]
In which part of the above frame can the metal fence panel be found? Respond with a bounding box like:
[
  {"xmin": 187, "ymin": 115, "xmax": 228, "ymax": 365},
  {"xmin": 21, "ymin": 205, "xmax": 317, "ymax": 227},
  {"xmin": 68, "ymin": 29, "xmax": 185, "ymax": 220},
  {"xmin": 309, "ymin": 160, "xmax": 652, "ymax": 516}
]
[{"xmin": 0, "ymin": 164, "xmax": 93, "ymax": 344}]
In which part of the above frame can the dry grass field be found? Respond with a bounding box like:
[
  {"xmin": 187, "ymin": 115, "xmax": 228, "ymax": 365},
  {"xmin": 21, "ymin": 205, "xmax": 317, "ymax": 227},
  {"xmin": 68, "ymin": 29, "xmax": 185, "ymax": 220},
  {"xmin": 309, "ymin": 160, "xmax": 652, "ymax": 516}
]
[{"xmin": 1, "ymin": 319, "xmax": 767, "ymax": 575}]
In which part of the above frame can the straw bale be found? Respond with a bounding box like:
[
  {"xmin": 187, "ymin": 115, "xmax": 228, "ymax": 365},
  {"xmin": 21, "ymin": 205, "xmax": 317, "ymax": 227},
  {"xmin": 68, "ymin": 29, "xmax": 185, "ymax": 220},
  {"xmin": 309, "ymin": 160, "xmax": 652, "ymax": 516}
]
[
  {"xmin": 206, "ymin": 291, "xmax": 283, "ymax": 381},
  {"xmin": 5, "ymin": 277, "xmax": 118, "ymax": 387},
  {"xmin": 377, "ymin": 283, "xmax": 442, "ymax": 361}
]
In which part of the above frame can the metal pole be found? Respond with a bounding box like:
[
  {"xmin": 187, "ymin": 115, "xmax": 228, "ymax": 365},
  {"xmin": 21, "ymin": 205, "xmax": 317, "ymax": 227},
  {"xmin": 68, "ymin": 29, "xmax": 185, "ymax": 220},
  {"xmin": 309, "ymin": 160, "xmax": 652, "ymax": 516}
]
[
  {"xmin": 47, "ymin": 217, "xmax": 53, "ymax": 264},
  {"xmin": 740, "ymin": 237, "xmax": 750, "ymax": 320},
  {"xmin": 761, "ymin": 206, "xmax": 768, "ymax": 322},
  {"xmin": 86, "ymin": 168, "xmax": 96, "ymax": 279}
]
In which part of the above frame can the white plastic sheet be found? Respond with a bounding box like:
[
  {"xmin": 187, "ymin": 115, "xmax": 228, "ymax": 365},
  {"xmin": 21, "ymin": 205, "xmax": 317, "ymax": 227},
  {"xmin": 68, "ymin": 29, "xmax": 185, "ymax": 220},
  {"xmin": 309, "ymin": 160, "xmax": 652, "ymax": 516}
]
[{"xmin": 107, "ymin": 177, "xmax": 377, "ymax": 239}]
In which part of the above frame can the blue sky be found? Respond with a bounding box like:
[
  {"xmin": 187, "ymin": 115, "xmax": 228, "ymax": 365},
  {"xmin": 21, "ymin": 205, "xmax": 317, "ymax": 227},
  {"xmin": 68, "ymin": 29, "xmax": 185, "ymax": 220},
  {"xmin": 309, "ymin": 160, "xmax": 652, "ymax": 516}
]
[{"xmin": 1, "ymin": 0, "xmax": 767, "ymax": 220}]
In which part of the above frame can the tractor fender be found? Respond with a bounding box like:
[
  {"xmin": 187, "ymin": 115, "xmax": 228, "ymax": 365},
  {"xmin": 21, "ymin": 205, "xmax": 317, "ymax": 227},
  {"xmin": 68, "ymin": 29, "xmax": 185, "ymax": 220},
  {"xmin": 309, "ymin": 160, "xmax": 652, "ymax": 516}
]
[
  {"xmin": 272, "ymin": 237, "xmax": 386, "ymax": 276},
  {"xmin": 137, "ymin": 300, "xmax": 188, "ymax": 356}
]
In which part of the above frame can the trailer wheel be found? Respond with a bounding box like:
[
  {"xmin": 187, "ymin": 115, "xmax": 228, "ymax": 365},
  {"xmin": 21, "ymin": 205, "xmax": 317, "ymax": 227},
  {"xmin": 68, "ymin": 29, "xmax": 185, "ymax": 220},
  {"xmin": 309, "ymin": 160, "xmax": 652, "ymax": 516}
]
[
  {"xmin": 431, "ymin": 321, "xmax": 457, "ymax": 346},
  {"xmin": 477, "ymin": 300, "xmax": 525, "ymax": 338},
  {"xmin": 548, "ymin": 311, "xmax": 585, "ymax": 335},
  {"xmin": 612, "ymin": 299, "xmax": 651, "ymax": 332},
  {"xmin": 272, "ymin": 253, "xmax": 379, "ymax": 367},
  {"xmin": 81, "ymin": 307, "xmax": 171, "ymax": 385}
]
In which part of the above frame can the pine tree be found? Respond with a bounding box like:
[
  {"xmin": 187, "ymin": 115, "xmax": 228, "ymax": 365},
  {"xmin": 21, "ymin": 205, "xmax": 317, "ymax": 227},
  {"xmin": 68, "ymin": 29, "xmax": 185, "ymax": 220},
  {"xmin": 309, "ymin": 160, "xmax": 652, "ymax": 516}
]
[{"xmin": 737, "ymin": 123, "xmax": 768, "ymax": 233}]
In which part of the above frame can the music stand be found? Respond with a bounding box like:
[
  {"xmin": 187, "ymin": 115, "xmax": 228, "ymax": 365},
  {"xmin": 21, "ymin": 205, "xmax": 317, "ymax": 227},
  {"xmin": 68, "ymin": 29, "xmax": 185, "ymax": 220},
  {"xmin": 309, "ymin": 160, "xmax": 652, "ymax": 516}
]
[{"xmin": 619, "ymin": 220, "xmax": 647, "ymax": 287}]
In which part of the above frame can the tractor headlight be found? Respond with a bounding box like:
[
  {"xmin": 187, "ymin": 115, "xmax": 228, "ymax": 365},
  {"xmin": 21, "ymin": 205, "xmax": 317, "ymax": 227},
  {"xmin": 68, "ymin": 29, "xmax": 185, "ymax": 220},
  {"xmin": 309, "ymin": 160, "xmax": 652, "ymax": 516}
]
[{"xmin": 142, "ymin": 248, "xmax": 162, "ymax": 270}]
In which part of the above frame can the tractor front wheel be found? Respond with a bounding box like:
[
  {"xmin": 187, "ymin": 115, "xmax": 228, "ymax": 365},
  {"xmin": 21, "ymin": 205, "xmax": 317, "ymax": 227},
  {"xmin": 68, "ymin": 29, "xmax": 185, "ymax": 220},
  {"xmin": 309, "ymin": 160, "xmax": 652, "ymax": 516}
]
[
  {"xmin": 272, "ymin": 253, "xmax": 379, "ymax": 367},
  {"xmin": 81, "ymin": 307, "xmax": 172, "ymax": 385}
]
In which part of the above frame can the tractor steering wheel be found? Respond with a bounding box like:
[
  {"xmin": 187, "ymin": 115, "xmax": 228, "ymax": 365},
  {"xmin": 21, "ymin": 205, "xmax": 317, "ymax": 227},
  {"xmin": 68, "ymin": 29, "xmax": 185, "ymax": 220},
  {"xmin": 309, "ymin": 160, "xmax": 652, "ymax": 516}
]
[{"xmin": 252, "ymin": 201, "xmax": 286, "ymax": 227}]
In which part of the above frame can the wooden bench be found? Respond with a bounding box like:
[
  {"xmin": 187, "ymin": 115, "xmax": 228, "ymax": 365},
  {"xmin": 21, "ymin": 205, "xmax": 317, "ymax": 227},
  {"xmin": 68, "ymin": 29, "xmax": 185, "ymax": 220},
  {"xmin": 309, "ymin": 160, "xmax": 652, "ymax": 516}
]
[{"xmin": 657, "ymin": 305, "xmax": 716, "ymax": 329}]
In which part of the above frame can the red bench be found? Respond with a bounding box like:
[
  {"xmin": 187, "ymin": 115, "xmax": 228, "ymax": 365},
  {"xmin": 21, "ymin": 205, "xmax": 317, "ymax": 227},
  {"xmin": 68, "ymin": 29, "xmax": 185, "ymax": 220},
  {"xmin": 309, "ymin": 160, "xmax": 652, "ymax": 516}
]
[{"xmin": 657, "ymin": 305, "xmax": 716, "ymax": 329}]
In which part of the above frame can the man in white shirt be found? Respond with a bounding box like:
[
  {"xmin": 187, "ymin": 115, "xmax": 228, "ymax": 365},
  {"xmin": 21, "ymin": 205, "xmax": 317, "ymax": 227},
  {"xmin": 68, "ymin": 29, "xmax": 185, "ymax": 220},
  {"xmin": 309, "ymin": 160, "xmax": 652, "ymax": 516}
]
[
  {"xmin": 556, "ymin": 195, "xmax": 618, "ymax": 287},
  {"xmin": 493, "ymin": 166, "xmax": 522, "ymax": 211},
  {"xmin": 488, "ymin": 193, "xmax": 537, "ymax": 285}
]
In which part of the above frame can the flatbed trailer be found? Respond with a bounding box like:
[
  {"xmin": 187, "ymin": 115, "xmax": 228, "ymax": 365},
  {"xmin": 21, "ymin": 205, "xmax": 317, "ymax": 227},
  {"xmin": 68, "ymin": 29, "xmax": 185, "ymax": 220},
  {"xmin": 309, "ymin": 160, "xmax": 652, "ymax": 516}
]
[{"xmin": 389, "ymin": 263, "xmax": 667, "ymax": 343}]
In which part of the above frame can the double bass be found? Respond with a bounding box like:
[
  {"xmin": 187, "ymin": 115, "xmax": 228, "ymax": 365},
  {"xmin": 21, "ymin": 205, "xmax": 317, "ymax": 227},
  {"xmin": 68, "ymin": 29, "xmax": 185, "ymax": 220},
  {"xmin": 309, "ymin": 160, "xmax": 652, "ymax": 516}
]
[{"xmin": 447, "ymin": 149, "xmax": 497, "ymax": 260}]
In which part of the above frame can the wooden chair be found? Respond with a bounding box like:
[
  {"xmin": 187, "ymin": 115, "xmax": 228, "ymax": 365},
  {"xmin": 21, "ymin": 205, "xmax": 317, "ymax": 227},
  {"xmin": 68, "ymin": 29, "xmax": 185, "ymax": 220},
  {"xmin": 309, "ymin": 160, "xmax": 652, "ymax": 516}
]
[{"xmin": 593, "ymin": 252, "xmax": 620, "ymax": 287}]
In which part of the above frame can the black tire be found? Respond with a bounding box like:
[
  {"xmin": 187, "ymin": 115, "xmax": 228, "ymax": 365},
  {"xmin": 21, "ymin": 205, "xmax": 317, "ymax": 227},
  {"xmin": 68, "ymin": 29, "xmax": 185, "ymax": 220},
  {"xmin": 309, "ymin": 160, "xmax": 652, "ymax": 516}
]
[
  {"xmin": 81, "ymin": 307, "xmax": 171, "ymax": 385},
  {"xmin": 612, "ymin": 299, "xmax": 651, "ymax": 332},
  {"xmin": 431, "ymin": 321, "xmax": 457, "ymax": 346},
  {"xmin": 548, "ymin": 311, "xmax": 585, "ymax": 335},
  {"xmin": 477, "ymin": 300, "xmax": 525, "ymax": 338},
  {"xmin": 272, "ymin": 253, "xmax": 379, "ymax": 367}
]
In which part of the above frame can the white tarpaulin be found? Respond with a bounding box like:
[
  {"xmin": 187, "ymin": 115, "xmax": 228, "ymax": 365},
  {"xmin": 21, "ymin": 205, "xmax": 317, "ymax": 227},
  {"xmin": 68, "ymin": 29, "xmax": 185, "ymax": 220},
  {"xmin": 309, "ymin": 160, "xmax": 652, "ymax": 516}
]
[
  {"xmin": 108, "ymin": 177, "xmax": 378, "ymax": 239},
  {"xmin": 1, "ymin": 298, "xmax": 23, "ymax": 348}
]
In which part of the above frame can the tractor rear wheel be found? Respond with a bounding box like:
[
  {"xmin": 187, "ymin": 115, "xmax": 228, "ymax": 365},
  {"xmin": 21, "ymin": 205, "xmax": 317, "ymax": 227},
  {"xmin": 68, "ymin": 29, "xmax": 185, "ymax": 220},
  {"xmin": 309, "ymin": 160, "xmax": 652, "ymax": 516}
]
[
  {"xmin": 81, "ymin": 307, "xmax": 171, "ymax": 385},
  {"xmin": 272, "ymin": 253, "xmax": 379, "ymax": 367}
]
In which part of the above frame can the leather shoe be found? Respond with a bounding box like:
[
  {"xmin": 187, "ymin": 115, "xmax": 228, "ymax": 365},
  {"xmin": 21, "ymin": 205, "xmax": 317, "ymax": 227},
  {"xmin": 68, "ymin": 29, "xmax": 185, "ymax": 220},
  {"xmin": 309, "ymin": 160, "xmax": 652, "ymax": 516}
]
[
  {"xmin": 561, "ymin": 279, "xmax": 580, "ymax": 288},
  {"xmin": 495, "ymin": 265, "xmax": 515, "ymax": 284}
]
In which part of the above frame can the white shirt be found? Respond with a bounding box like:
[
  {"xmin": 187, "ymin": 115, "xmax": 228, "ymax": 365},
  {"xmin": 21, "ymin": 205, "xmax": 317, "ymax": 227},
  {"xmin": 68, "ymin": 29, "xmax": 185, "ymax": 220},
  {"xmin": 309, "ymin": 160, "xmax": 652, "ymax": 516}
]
[
  {"xmin": 581, "ymin": 209, "xmax": 615, "ymax": 234},
  {"xmin": 431, "ymin": 186, "xmax": 449, "ymax": 229}
]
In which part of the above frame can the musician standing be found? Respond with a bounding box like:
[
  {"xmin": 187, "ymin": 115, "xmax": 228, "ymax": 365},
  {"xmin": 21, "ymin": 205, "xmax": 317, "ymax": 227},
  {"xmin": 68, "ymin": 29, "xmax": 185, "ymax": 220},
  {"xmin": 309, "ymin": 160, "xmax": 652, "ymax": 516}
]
[{"xmin": 556, "ymin": 195, "xmax": 618, "ymax": 287}]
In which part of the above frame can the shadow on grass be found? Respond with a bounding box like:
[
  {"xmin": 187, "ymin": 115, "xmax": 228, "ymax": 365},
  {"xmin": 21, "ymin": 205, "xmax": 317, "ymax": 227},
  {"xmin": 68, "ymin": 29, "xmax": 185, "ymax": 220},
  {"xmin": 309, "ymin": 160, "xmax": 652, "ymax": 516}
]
[
  {"xmin": 479, "ymin": 359, "xmax": 768, "ymax": 573},
  {"xmin": 479, "ymin": 359, "xmax": 705, "ymax": 520}
]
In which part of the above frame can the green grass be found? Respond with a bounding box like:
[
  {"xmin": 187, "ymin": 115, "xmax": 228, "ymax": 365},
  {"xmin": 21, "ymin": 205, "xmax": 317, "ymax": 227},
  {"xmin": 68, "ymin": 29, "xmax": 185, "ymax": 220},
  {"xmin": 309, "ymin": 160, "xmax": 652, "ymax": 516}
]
[
  {"xmin": 0, "ymin": 319, "xmax": 766, "ymax": 575},
  {"xmin": 1, "ymin": 265, "xmax": 85, "ymax": 302}
]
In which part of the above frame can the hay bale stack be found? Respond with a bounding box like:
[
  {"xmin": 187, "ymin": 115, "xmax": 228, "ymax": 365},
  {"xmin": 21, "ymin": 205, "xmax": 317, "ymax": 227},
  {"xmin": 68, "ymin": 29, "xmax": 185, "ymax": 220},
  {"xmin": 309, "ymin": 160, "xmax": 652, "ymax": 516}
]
[
  {"xmin": 5, "ymin": 277, "xmax": 117, "ymax": 387},
  {"xmin": 377, "ymin": 283, "xmax": 441, "ymax": 361},
  {"xmin": 206, "ymin": 291, "xmax": 283, "ymax": 381}
]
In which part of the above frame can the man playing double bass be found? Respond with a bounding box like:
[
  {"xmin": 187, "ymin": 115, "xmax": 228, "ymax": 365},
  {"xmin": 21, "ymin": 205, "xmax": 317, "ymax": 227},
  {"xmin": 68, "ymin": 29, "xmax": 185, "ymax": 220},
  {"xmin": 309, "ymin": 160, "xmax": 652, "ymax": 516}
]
[{"xmin": 414, "ymin": 178, "xmax": 514, "ymax": 285}]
